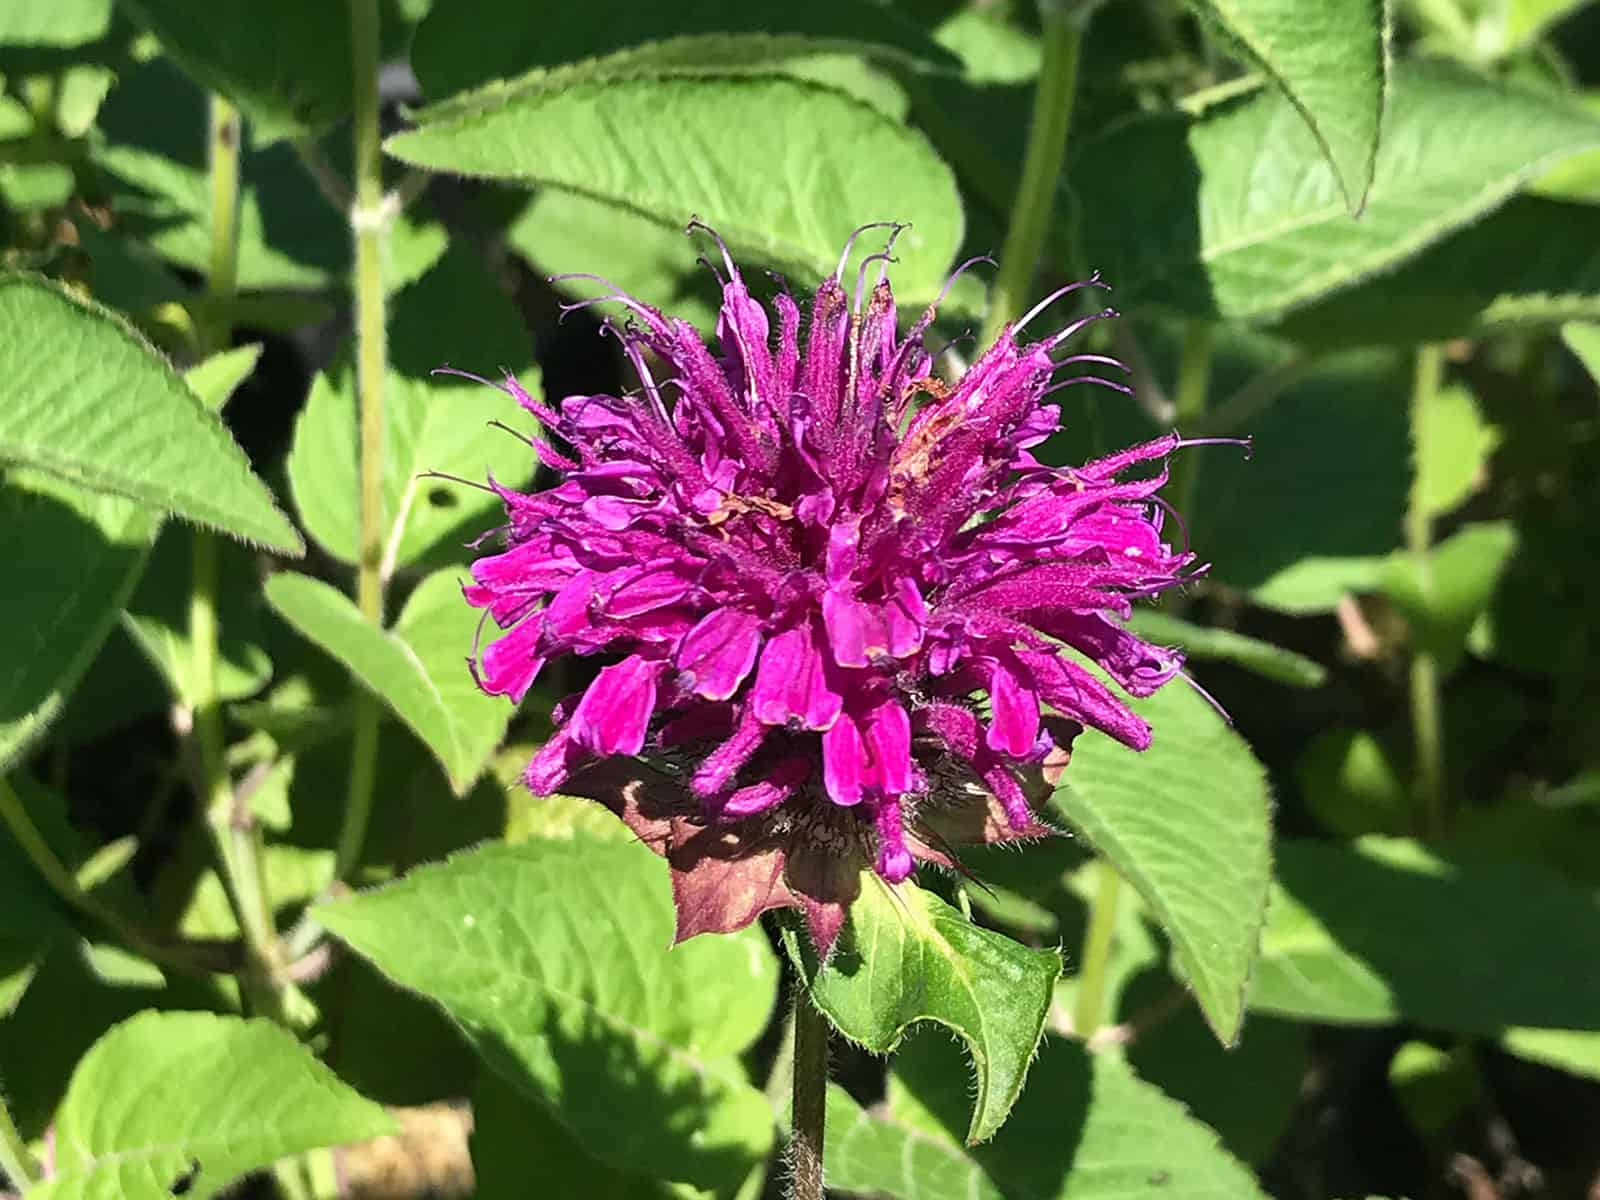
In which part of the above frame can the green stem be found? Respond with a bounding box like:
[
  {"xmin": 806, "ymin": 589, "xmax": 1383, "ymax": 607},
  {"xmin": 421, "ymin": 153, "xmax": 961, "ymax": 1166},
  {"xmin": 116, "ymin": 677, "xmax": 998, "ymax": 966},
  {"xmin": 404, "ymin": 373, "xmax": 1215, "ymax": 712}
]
[
  {"xmin": 981, "ymin": 0, "xmax": 1088, "ymax": 343},
  {"xmin": 789, "ymin": 987, "xmax": 829, "ymax": 1200},
  {"xmin": 1073, "ymin": 858, "xmax": 1123, "ymax": 1038},
  {"xmin": 0, "ymin": 1091, "xmax": 41, "ymax": 1193},
  {"xmin": 334, "ymin": 0, "xmax": 390, "ymax": 889},
  {"xmin": 1407, "ymin": 344, "xmax": 1447, "ymax": 835},
  {"xmin": 1170, "ymin": 320, "xmax": 1215, "ymax": 519}
]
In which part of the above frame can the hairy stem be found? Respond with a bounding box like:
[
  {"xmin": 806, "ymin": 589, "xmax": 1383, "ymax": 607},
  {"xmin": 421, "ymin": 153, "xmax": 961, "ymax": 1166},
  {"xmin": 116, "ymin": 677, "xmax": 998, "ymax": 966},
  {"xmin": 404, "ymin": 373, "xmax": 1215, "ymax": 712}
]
[
  {"xmin": 1073, "ymin": 858, "xmax": 1123, "ymax": 1038},
  {"xmin": 1407, "ymin": 343, "xmax": 1447, "ymax": 834},
  {"xmin": 982, "ymin": 0, "xmax": 1088, "ymax": 343},
  {"xmin": 789, "ymin": 987, "xmax": 830, "ymax": 1200},
  {"xmin": 0, "ymin": 1091, "xmax": 41, "ymax": 1193}
]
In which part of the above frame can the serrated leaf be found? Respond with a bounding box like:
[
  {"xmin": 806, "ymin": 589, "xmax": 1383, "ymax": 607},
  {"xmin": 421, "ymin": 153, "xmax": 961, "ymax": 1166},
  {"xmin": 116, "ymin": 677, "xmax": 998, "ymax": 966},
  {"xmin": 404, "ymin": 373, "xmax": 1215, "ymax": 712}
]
[
  {"xmin": 387, "ymin": 76, "xmax": 964, "ymax": 306},
  {"xmin": 31, "ymin": 1010, "xmax": 394, "ymax": 1200},
  {"xmin": 1126, "ymin": 609, "xmax": 1327, "ymax": 688},
  {"xmin": 1382, "ymin": 520, "xmax": 1517, "ymax": 673},
  {"xmin": 1275, "ymin": 197, "xmax": 1600, "ymax": 348},
  {"xmin": 1051, "ymin": 673, "xmax": 1272, "ymax": 1044},
  {"xmin": 820, "ymin": 1082, "xmax": 1002, "ymax": 1200},
  {"xmin": 1251, "ymin": 837, "xmax": 1600, "ymax": 1030},
  {"xmin": 411, "ymin": 0, "xmax": 957, "ymax": 100},
  {"xmin": 286, "ymin": 245, "xmax": 538, "ymax": 569},
  {"xmin": 785, "ymin": 874, "xmax": 1060, "ymax": 1144},
  {"xmin": 0, "ymin": 470, "xmax": 159, "ymax": 770},
  {"xmin": 888, "ymin": 1033, "xmax": 1270, "ymax": 1198},
  {"xmin": 115, "ymin": 0, "xmax": 351, "ymax": 142},
  {"xmin": 264, "ymin": 571, "xmax": 510, "ymax": 794},
  {"xmin": 1192, "ymin": 0, "xmax": 1387, "ymax": 212},
  {"xmin": 1071, "ymin": 63, "xmax": 1600, "ymax": 323},
  {"xmin": 317, "ymin": 837, "xmax": 778, "ymax": 1191},
  {"xmin": 0, "ymin": 0, "xmax": 109, "ymax": 47},
  {"xmin": 0, "ymin": 274, "xmax": 302, "ymax": 554}
]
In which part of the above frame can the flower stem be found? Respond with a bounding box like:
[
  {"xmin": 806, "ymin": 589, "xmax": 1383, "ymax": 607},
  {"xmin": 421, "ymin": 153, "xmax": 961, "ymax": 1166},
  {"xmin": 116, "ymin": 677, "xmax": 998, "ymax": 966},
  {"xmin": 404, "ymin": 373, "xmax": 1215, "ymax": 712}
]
[
  {"xmin": 789, "ymin": 986, "xmax": 829, "ymax": 1200},
  {"xmin": 335, "ymin": 0, "xmax": 390, "ymax": 889},
  {"xmin": 982, "ymin": 0, "xmax": 1088, "ymax": 343},
  {"xmin": 1407, "ymin": 343, "xmax": 1447, "ymax": 835},
  {"xmin": 1072, "ymin": 857, "xmax": 1123, "ymax": 1039},
  {"xmin": 0, "ymin": 1091, "xmax": 41, "ymax": 1193},
  {"xmin": 1171, "ymin": 320, "xmax": 1215, "ymax": 518}
]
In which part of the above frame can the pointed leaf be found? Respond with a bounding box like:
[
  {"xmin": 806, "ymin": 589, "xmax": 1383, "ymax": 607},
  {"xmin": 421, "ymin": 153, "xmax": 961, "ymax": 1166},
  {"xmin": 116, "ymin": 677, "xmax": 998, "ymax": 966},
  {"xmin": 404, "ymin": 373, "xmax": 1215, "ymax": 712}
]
[
  {"xmin": 286, "ymin": 245, "xmax": 539, "ymax": 569},
  {"xmin": 784, "ymin": 874, "xmax": 1060, "ymax": 1144},
  {"xmin": 31, "ymin": 1011, "xmax": 394, "ymax": 1200},
  {"xmin": 1051, "ymin": 673, "xmax": 1273, "ymax": 1044},
  {"xmin": 1382, "ymin": 520, "xmax": 1517, "ymax": 673},
  {"xmin": 1193, "ymin": 0, "xmax": 1388, "ymax": 211},
  {"xmin": 387, "ymin": 76, "xmax": 964, "ymax": 305},
  {"xmin": 183, "ymin": 343, "xmax": 263, "ymax": 413},
  {"xmin": 0, "ymin": 274, "xmax": 302, "ymax": 554},
  {"xmin": 317, "ymin": 837, "xmax": 778, "ymax": 1192},
  {"xmin": 1072, "ymin": 63, "xmax": 1600, "ymax": 323},
  {"xmin": 820, "ymin": 1082, "xmax": 1002, "ymax": 1200},
  {"xmin": 264, "ymin": 570, "xmax": 510, "ymax": 793}
]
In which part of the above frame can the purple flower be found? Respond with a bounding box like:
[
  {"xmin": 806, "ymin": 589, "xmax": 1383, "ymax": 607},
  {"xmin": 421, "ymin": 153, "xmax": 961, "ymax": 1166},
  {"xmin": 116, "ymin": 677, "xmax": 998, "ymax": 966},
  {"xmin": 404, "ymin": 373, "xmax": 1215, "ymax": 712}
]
[{"xmin": 460, "ymin": 223, "xmax": 1217, "ymax": 954}]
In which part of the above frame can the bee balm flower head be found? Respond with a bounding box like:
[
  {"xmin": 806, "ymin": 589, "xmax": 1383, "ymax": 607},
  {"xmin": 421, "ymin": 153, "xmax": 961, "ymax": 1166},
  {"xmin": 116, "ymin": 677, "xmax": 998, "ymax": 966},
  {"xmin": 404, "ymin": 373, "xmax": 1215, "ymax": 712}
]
[{"xmin": 460, "ymin": 222, "xmax": 1221, "ymax": 954}]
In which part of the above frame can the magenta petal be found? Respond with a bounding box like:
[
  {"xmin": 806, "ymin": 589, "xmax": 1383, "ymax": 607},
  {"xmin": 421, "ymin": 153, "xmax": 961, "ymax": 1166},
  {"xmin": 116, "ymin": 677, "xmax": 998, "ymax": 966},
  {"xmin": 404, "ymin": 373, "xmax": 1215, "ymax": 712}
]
[
  {"xmin": 874, "ymin": 795, "xmax": 914, "ymax": 882},
  {"xmin": 884, "ymin": 576, "xmax": 926, "ymax": 657},
  {"xmin": 750, "ymin": 620, "xmax": 842, "ymax": 731},
  {"xmin": 821, "ymin": 712, "xmax": 866, "ymax": 806},
  {"xmin": 1021, "ymin": 647, "xmax": 1152, "ymax": 750},
  {"xmin": 478, "ymin": 617, "xmax": 546, "ymax": 703},
  {"xmin": 985, "ymin": 652, "xmax": 1040, "ymax": 757},
  {"xmin": 862, "ymin": 697, "xmax": 914, "ymax": 795},
  {"xmin": 822, "ymin": 589, "xmax": 887, "ymax": 668},
  {"xmin": 525, "ymin": 725, "xmax": 584, "ymax": 795},
  {"xmin": 571, "ymin": 656, "xmax": 663, "ymax": 756},
  {"xmin": 676, "ymin": 609, "xmax": 762, "ymax": 701}
]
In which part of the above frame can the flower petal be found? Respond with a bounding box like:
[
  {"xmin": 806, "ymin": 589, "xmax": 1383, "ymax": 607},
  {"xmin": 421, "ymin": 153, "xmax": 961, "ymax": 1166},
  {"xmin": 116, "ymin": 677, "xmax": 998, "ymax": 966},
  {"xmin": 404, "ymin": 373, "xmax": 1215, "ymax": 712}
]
[
  {"xmin": 675, "ymin": 609, "xmax": 762, "ymax": 701},
  {"xmin": 477, "ymin": 616, "xmax": 546, "ymax": 703},
  {"xmin": 570, "ymin": 656, "xmax": 663, "ymax": 756},
  {"xmin": 750, "ymin": 620, "xmax": 842, "ymax": 730},
  {"xmin": 985, "ymin": 651, "xmax": 1040, "ymax": 757}
]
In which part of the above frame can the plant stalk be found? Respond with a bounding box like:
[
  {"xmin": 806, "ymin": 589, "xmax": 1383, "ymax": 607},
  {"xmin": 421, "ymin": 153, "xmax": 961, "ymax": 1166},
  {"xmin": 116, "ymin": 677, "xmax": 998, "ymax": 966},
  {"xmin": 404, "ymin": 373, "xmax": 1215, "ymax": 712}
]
[
  {"xmin": 1073, "ymin": 858, "xmax": 1123, "ymax": 1038},
  {"xmin": 982, "ymin": 0, "xmax": 1088, "ymax": 343},
  {"xmin": 789, "ymin": 987, "xmax": 829, "ymax": 1200},
  {"xmin": 1171, "ymin": 320, "xmax": 1215, "ymax": 518},
  {"xmin": 0, "ymin": 1092, "xmax": 41, "ymax": 1194},
  {"xmin": 1407, "ymin": 343, "xmax": 1447, "ymax": 834}
]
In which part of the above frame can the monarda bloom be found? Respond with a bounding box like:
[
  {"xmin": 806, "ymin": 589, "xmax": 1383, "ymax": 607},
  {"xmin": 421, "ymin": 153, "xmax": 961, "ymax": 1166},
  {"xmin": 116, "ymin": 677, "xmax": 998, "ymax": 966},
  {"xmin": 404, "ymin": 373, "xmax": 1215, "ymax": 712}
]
[{"xmin": 461, "ymin": 223, "xmax": 1212, "ymax": 954}]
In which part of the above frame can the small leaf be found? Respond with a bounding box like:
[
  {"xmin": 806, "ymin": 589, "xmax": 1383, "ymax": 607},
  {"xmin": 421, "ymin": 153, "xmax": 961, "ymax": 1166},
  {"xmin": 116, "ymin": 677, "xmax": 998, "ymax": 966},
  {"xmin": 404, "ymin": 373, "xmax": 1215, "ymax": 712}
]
[
  {"xmin": 317, "ymin": 836, "xmax": 778, "ymax": 1191},
  {"xmin": 286, "ymin": 245, "xmax": 539, "ymax": 569},
  {"xmin": 0, "ymin": 0, "xmax": 109, "ymax": 47},
  {"xmin": 183, "ymin": 344, "xmax": 263, "ymax": 413},
  {"xmin": 1413, "ymin": 383, "xmax": 1497, "ymax": 518},
  {"xmin": 1564, "ymin": 320, "xmax": 1600, "ymax": 383},
  {"xmin": 1296, "ymin": 729, "xmax": 1410, "ymax": 837},
  {"xmin": 1126, "ymin": 609, "xmax": 1327, "ymax": 688},
  {"xmin": 1382, "ymin": 521, "xmax": 1517, "ymax": 673},
  {"xmin": 1251, "ymin": 837, "xmax": 1600, "ymax": 1030},
  {"xmin": 1071, "ymin": 63, "xmax": 1600, "ymax": 323},
  {"xmin": 387, "ymin": 76, "xmax": 964, "ymax": 306},
  {"xmin": 1500, "ymin": 1026, "xmax": 1600, "ymax": 1082},
  {"xmin": 264, "ymin": 570, "xmax": 511, "ymax": 794},
  {"xmin": 1192, "ymin": 0, "xmax": 1388, "ymax": 211},
  {"xmin": 31, "ymin": 1010, "xmax": 394, "ymax": 1200},
  {"xmin": 1052, "ymin": 673, "xmax": 1273, "ymax": 1044},
  {"xmin": 785, "ymin": 874, "xmax": 1060, "ymax": 1144},
  {"xmin": 0, "ymin": 274, "xmax": 303, "ymax": 554}
]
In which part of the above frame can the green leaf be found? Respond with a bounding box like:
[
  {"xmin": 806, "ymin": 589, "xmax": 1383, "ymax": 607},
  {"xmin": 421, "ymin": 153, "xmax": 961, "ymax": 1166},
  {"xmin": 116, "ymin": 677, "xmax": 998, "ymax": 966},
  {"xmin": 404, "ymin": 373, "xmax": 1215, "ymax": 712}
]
[
  {"xmin": 1071, "ymin": 63, "xmax": 1600, "ymax": 323},
  {"xmin": 1251, "ymin": 837, "xmax": 1600, "ymax": 1030},
  {"xmin": 1296, "ymin": 729, "xmax": 1410, "ymax": 837},
  {"xmin": 820, "ymin": 1082, "xmax": 1002, "ymax": 1200},
  {"xmin": 0, "ymin": 274, "xmax": 303, "ymax": 554},
  {"xmin": 1500, "ymin": 1026, "xmax": 1600, "ymax": 1082},
  {"xmin": 888, "ymin": 1033, "xmax": 1269, "ymax": 1198},
  {"xmin": 316, "ymin": 837, "xmax": 778, "ymax": 1191},
  {"xmin": 31, "ymin": 1010, "xmax": 394, "ymax": 1200},
  {"xmin": 1564, "ymin": 320, "xmax": 1600, "ymax": 383},
  {"xmin": 1125, "ymin": 609, "xmax": 1327, "ymax": 688},
  {"xmin": 410, "ymin": 0, "xmax": 957, "ymax": 101},
  {"xmin": 1274, "ymin": 197, "xmax": 1600, "ymax": 348},
  {"xmin": 286, "ymin": 245, "xmax": 539, "ymax": 569},
  {"xmin": 1413, "ymin": 382, "xmax": 1497, "ymax": 518},
  {"xmin": 1192, "ymin": 0, "xmax": 1388, "ymax": 212},
  {"xmin": 1389, "ymin": 1039, "xmax": 1480, "ymax": 1139},
  {"xmin": 0, "ymin": 471, "xmax": 158, "ymax": 770},
  {"xmin": 183, "ymin": 343, "xmax": 263, "ymax": 413},
  {"xmin": 1382, "ymin": 520, "xmax": 1517, "ymax": 673},
  {"xmin": 114, "ymin": 0, "xmax": 351, "ymax": 142},
  {"xmin": 387, "ymin": 76, "xmax": 964, "ymax": 306},
  {"xmin": 785, "ymin": 874, "xmax": 1060, "ymax": 1144},
  {"xmin": 0, "ymin": 0, "xmax": 109, "ymax": 47},
  {"xmin": 1051, "ymin": 673, "xmax": 1273, "ymax": 1044},
  {"xmin": 264, "ymin": 570, "xmax": 511, "ymax": 794},
  {"xmin": 0, "ymin": 776, "xmax": 84, "ymax": 1016}
]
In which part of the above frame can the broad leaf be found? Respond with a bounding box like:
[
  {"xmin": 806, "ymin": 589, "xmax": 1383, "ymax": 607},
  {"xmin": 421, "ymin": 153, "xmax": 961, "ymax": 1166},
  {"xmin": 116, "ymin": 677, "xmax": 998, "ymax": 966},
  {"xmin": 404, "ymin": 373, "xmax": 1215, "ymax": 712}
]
[
  {"xmin": 785, "ymin": 874, "xmax": 1060, "ymax": 1144},
  {"xmin": 1193, "ymin": 0, "xmax": 1387, "ymax": 211},
  {"xmin": 286, "ymin": 245, "xmax": 539, "ymax": 569},
  {"xmin": 821, "ymin": 1083, "xmax": 1002, "ymax": 1200},
  {"xmin": 1295, "ymin": 729, "xmax": 1409, "ymax": 838},
  {"xmin": 1126, "ymin": 610, "xmax": 1327, "ymax": 688},
  {"xmin": 888, "ymin": 1033, "xmax": 1269, "ymax": 1199},
  {"xmin": 412, "ymin": 0, "xmax": 957, "ymax": 100},
  {"xmin": 0, "ymin": 470, "xmax": 158, "ymax": 770},
  {"xmin": 32, "ymin": 1010, "xmax": 394, "ymax": 1200},
  {"xmin": 0, "ymin": 776, "xmax": 84, "ymax": 1016},
  {"xmin": 264, "ymin": 570, "xmax": 511, "ymax": 794},
  {"xmin": 317, "ymin": 837, "xmax": 778, "ymax": 1192},
  {"xmin": 388, "ymin": 76, "xmax": 964, "ymax": 305},
  {"xmin": 1071, "ymin": 63, "xmax": 1600, "ymax": 322},
  {"xmin": 0, "ymin": 0, "xmax": 109, "ymax": 47},
  {"xmin": 1251, "ymin": 837, "xmax": 1600, "ymax": 1031},
  {"xmin": 1051, "ymin": 673, "xmax": 1273, "ymax": 1044},
  {"xmin": 0, "ymin": 274, "xmax": 302, "ymax": 554},
  {"xmin": 1382, "ymin": 521, "xmax": 1517, "ymax": 674},
  {"xmin": 115, "ymin": 0, "xmax": 352, "ymax": 141}
]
